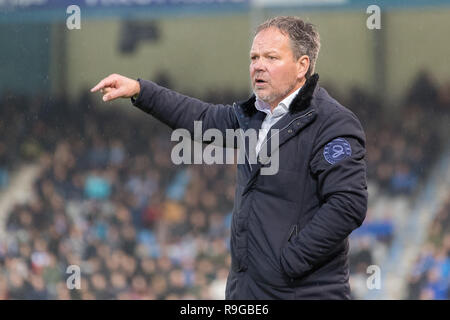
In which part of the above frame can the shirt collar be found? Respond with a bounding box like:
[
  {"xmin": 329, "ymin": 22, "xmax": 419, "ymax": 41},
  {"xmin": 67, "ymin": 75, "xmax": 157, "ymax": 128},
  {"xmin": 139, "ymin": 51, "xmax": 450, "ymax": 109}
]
[{"xmin": 255, "ymin": 86, "xmax": 302, "ymax": 117}]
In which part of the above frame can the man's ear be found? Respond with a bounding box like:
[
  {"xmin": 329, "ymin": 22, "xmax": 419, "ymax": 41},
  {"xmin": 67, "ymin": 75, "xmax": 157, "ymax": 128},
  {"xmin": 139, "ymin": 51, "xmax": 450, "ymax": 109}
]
[{"xmin": 297, "ymin": 55, "xmax": 310, "ymax": 79}]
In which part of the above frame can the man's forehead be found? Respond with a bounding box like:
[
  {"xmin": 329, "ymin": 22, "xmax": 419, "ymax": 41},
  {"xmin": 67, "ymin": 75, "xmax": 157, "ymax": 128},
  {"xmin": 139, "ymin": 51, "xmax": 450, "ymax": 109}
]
[
  {"xmin": 250, "ymin": 28, "xmax": 290, "ymax": 52},
  {"xmin": 249, "ymin": 48, "xmax": 280, "ymax": 55}
]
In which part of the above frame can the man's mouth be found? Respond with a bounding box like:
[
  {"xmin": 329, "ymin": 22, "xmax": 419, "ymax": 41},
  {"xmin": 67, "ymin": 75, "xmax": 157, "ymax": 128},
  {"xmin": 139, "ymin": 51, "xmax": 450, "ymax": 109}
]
[{"xmin": 254, "ymin": 79, "xmax": 267, "ymax": 86}]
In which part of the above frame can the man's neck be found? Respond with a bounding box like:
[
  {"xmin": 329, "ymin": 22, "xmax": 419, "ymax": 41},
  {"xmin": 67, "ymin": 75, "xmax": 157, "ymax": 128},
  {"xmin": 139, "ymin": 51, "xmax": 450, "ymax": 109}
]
[{"xmin": 269, "ymin": 80, "xmax": 305, "ymax": 112}]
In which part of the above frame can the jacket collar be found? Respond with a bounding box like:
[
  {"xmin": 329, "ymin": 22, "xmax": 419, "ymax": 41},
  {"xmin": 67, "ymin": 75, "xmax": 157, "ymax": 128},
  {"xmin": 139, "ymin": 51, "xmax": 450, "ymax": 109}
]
[{"xmin": 239, "ymin": 73, "xmax": 319, "ymax": 117}]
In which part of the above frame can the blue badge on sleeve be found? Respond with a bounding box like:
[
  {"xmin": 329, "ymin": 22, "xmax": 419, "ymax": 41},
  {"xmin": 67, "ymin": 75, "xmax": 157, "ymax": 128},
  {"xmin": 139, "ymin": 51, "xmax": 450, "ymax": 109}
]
[{"xmin": 323, "ymin": 138, "xmax": 352, "ymax": 164}]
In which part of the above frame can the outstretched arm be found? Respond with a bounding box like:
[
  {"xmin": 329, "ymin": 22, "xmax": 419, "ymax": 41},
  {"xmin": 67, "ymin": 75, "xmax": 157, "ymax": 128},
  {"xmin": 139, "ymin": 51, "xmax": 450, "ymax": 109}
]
[{"xmin": 91, "ymin": 74, "xmax": 240, "ymax": 141}]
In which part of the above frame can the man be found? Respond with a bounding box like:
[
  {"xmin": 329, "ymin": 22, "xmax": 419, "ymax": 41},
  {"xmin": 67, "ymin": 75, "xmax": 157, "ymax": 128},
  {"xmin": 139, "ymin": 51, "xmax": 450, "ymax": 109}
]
[{"xmin": 91, "ymin": 16, "xmax": 368, "ymax": 299}]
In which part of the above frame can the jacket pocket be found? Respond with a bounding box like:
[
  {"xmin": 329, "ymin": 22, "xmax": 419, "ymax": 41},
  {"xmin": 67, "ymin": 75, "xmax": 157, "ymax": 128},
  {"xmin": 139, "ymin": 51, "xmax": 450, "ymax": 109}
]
[
  {"xmin": 279, "ymin": 224, "xmax": 299, "ymax": 283},
  {"xmin": 287, "ymin": 224, "xmax": 298, "ymax": 243}
]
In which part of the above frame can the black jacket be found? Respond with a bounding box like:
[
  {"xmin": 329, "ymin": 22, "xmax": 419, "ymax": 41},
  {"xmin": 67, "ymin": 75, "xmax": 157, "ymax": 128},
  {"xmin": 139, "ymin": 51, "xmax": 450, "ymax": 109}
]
[{"xmin": 132, "ymin": 74, "xmax": 368, "ymax": 299}]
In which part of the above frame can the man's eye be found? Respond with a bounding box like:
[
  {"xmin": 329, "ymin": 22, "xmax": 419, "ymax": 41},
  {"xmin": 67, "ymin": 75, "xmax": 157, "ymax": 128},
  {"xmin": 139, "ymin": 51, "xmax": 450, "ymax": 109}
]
[
  {"xmin": 269, "ymin": 56, "xmax": 277, "ymax": 60},
  {"xmin": 251, "ymin": 56, "xmax": 257, "ymax": 61}
]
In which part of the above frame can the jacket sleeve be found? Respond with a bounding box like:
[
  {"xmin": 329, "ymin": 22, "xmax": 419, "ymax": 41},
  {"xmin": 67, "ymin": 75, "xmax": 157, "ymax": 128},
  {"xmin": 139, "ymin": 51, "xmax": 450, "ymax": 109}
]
[
  {"xmin": 131, "ymin": 79, "xmax": 240, "ymax": 143},
  {"xmin": 280, "ymin": 107, "xmax": 368, "ymax": 279}
]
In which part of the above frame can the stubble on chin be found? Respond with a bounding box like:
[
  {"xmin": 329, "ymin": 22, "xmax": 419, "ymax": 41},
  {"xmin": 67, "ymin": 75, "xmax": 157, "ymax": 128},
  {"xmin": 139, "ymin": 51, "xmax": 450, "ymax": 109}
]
[
  {"xmin": 253, "ymin": 90, "xmax": 275, "ymax": 105},
  {"xmin": 253, "ymin": 83, "xmax": 296, "ymax": 106}
]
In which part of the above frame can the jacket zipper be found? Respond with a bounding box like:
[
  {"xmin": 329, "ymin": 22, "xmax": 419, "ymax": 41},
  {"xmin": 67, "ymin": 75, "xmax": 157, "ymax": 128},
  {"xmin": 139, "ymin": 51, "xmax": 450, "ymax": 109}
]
[
  {"xmin": 257, "ymin": 109, "xmax": 315, "ymax": 158},
  {"xmin": 233, "ymin": 103, "xmax": 253, "ymax": 172}
]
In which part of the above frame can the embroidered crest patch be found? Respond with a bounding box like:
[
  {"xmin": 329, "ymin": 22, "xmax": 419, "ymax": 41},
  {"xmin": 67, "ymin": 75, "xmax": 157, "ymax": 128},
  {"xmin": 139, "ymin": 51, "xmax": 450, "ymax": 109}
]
[{"xmin": 323, "ymin": 138, "xmax": 352, "ymax": 164}]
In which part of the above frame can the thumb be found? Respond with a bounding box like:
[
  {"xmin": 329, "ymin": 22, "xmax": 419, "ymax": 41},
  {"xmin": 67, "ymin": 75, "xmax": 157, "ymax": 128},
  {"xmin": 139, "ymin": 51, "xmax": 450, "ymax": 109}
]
[{"xmin": 103, "ymin": 87, "xmax": 126, "ymax": 102}]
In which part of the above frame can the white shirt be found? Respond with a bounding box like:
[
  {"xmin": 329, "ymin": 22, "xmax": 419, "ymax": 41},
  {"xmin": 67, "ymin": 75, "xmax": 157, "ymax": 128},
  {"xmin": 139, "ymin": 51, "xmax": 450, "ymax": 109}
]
[{"xmin": 254, "ymin": 87, "xmax": 302, "ymax": 155}]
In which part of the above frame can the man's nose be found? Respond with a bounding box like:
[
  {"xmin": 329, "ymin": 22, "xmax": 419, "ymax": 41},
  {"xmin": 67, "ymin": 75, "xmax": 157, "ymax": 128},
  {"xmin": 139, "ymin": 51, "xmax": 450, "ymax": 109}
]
[{"xmin": 252, "ymin": 58, "xmax": 266, "ymax": 72}]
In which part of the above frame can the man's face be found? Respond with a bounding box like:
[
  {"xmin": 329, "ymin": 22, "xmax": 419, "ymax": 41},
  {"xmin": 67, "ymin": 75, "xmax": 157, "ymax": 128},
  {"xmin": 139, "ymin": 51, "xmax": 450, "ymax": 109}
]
[{"xmin": 250, "ymin": 27, "xmax": 306, "ymax": 108}]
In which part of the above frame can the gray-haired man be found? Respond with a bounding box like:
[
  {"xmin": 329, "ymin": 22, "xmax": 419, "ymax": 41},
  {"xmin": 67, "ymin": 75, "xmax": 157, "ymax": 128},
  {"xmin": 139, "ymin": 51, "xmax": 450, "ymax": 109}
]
[{"xmin": 92, "ymin": 16, "xmax": 367, "ymax": 299}]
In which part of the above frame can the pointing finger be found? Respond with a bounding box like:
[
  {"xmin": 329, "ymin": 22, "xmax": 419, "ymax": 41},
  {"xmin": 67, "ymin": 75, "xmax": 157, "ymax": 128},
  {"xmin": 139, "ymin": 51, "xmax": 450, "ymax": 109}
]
[
  {"xmin": 91, "ymin": 80, "xmax": 105, "ymax": 93},
  {"xmin": 91, "ymin": 76, "xmax": 116, "ymax": 92}
]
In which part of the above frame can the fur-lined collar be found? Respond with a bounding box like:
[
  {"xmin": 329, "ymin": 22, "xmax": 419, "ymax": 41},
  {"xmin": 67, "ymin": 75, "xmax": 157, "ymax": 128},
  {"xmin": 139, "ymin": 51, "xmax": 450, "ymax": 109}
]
[{"xmin": 239, "ymin": 73, "xmax": 319, "ymax": 117}]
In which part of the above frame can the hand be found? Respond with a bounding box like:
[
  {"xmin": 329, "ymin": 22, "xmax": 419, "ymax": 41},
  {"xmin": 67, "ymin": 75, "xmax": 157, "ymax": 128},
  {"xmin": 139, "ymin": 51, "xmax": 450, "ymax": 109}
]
[{"xmin": 91, "ymin": 74, "xmax": 140, "ymax": 102}]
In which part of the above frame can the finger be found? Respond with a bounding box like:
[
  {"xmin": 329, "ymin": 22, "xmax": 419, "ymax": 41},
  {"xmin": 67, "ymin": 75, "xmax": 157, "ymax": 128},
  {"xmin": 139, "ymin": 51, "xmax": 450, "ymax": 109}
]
[
  {"xmin": 91, "ymin": 76, "xmax": 116, "ymax": 92},
  {"xmin": 101, "ymin": 87, "xmax": 113, "ymax": 95},
  {"xmin": 91, "ymin": 81, "xmax": 105, "ymax": 93},
  {"xmin": 103, "ymin": 87, "xmax": 126, "ymax": 102}
]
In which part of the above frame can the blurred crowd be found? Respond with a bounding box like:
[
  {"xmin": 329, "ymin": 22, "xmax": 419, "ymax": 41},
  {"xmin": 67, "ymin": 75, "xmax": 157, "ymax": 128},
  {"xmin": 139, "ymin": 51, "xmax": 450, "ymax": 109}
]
[
  {"xmin": 0, "ymin": 90, "xmax": 236, "ymax": 299},
  {"xmin": 342, "ymin": 71, "xmax": 450, "ymax": 298},
  {"xmin": 406, "ymin": 194, "xmax": 450, "ymax": 299},
  {"xmin": 0, "ymin": 71, "xmax": 449, "ymax": 299},
  {"xmin": 339, "ymin": 71, "xmax": 449, "ymax": 196}
]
